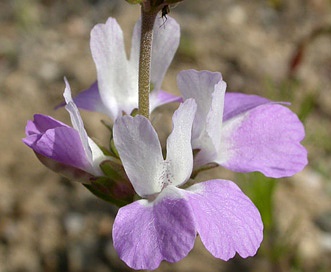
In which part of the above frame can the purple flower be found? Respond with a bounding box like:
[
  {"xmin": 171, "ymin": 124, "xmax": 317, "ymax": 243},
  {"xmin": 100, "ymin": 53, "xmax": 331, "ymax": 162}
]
[
  {"xmin": 23, "ymin": 79, "xmax": 108, "ymax": 182},
  {"xmin": 112, "ymin": 99, "xmax": 263, "ymax": 270},
  {"xmin": 177, "ymin": 69, "xmax": 308, "ymax": 178},
  {"xmin": 70, "ymin": 16, "xmax": 181, "ymax": 120}
]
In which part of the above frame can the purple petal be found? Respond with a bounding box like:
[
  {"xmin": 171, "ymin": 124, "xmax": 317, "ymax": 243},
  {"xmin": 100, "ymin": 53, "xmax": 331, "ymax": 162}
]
[
  {"xmin": 113, "ymin": 115, "xmax": 164, "ymax": 196},
  {"xmin": 113, "ymin": 185, "xmax": 196, "ymax": 270},
  {"xmin": 24, "ymin": 79, "xmax": 107, "ymax": 177},
  {"xmin": 25, "ymin": 114, "xmax": 69, "ymax": 136},
  {"xmin": 218, "ymin": 104, "xmax": 308, "ymax": 177},
  {"xmin": 91, "ymin": 18, "xmax": 137, "ymax": 120},
  {"xmin": 223, "ymin": 92, "xmax": 271, "ymax": 122},
  {"xmin": 150, "ymin": 90, "xmax": 182, "ymax": 112},
  {"xmin": 166, "ymin": 99, "xmax": 196, "ymax": 187},
  {"xmin": 70, "ymin": 81, "xmax": 109, "ymax": 115},
  {"xmin": 23, "ymin": 124, "xmax": 91, "ymax": 171},
  {"xmin": 186, "ymin": 179, "xmax": 263, "ymax": 260}
]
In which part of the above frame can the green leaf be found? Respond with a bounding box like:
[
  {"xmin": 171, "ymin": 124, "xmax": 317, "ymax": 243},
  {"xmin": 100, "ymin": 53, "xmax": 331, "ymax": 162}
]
[
  {"xmin": 298, "ymin": 93, "xmax": 316, "ymax": 122},
  {"xmin": 237, "ymin": 172, "xmax": 277, "ymax": 231}
]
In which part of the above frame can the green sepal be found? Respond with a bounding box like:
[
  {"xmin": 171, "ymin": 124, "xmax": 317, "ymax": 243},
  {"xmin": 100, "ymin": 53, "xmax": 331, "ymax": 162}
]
[
  {"xmin": 125, "ymin": 0, "xmax": 143, "ymax": 4},
  {"xmin": 149, "ymin": 82, "xmax": 155, "ymax": 92},
  {"xmin": 99, "ymin": 160, "xmax": 127, "ymax": 181},
  {"xmin": 84, "ymin": 159, "xmax": 136, "ymax": 207},
  {"xmin": 99, "ymin": 120, "xmax": 118, "ymax": 157},
  {"xmin": 84, "ymin": 170, "xmax": 136, "ymax": 207},
  {"xmin": 130, "ymin": 108, "xmax": 139, "ymax": 117},
  {"xmin": 84, "ymin": 178, "xmax": 131, "ymax": 207},
  {"xmin": 110, "ymin": 139, "xmax": 120, "ymax": 158},
  {"xmin": 98, "ymin": 145, "xmax": 113, "ymax": 156}
]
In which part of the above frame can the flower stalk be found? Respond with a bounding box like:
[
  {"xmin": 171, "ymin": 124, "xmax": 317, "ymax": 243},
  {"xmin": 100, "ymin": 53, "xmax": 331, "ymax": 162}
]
[{"xmin": 138, "ymin": 7, "xmax": 157, "ymax": 118}]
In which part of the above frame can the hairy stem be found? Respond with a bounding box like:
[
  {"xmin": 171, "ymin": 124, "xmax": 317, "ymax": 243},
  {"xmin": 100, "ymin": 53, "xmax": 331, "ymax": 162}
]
[{"xmin": 138, "ymin": 7, "xmax": 157, "ymax": 118}]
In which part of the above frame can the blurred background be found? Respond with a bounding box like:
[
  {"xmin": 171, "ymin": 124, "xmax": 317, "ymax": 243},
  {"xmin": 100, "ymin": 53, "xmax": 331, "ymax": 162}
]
[{"xmin": 0, "ymin": 0, "xmax": 331, "ymax": 271}]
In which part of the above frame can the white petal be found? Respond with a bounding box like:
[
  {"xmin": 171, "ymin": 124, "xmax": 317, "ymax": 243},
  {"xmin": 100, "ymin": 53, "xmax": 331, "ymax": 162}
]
[
  {"xmin": 130, "ymin": 16, "xmax": 180, "ymax": 93},
  {"xmin": 113, "ymin": 115, "xmax": 164, "ymax": 197},
  {"xmin": 63, "ymin": 78, "xmax": 93, "ymax": 163},
  {"xmin": 151, "ymin": 16, "xmax": 180, "ymax": 92},
  {"xmin": 128, "ymin": 17, "xmax": 140, "ymax": 76},
  {"xmin": 91, "ymin": 18, "xmax": 137, "ymax": 119},
  {"xmin": 206, "ymin": 82, "xmax": 226, "ymax": 151},
  {"xmin": 63, "ymin": 78, "xmax": 104, "ymax": 176},
  {"xmin": 177, "ymin": 70, "xmax": 225, "ymax": 140},
  {"xmin": 177, "ymin": 70, "xmax": 226, "ymax": 166},
  {"xmin": 166, "ymin": 99, "xmax": 197, "ymax": 187}
]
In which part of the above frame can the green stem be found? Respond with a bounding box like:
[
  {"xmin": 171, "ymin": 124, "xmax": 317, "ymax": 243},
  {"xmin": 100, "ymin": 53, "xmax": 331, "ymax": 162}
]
[
  {"xmin": 138, "ymin": 7, "xmax": 157, "ymax": 119},
  {"xmin": 191, "ymin": 163, "xmax": 219, "ymax": 179}
]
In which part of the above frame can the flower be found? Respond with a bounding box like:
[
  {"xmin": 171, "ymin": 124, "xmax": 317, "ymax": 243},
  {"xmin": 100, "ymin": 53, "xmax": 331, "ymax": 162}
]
[
  {"xmin": 23, "ymin": 79, "xmax": 107, "ymax": 182},
  {"xmin": 69, "ymin": 16, "xmax": 182, "ymax": 121},
  {"xmin": 177, "ymin": 69, "xmax": 308, "ymax": 178},
  {"xmin": 112, "ymin": 99, "xmax": 263, "ymax": 270}
]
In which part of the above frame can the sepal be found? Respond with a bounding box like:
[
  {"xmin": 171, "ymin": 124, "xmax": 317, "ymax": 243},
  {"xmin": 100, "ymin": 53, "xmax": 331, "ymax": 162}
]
[
  {"xmin": 99, "ymin": 160, "xmax": 128, "ymax": 182},
  {"xmin": 125, "ymin": 0, "xmax": 143, "ymax": 4},
  {"xmin": 84, "ymin": 177, "xmax": 135, "ymax": 207},
  {"xmin": 84, "ymin": 159, "xmax": 136, "ymax": 207}
]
